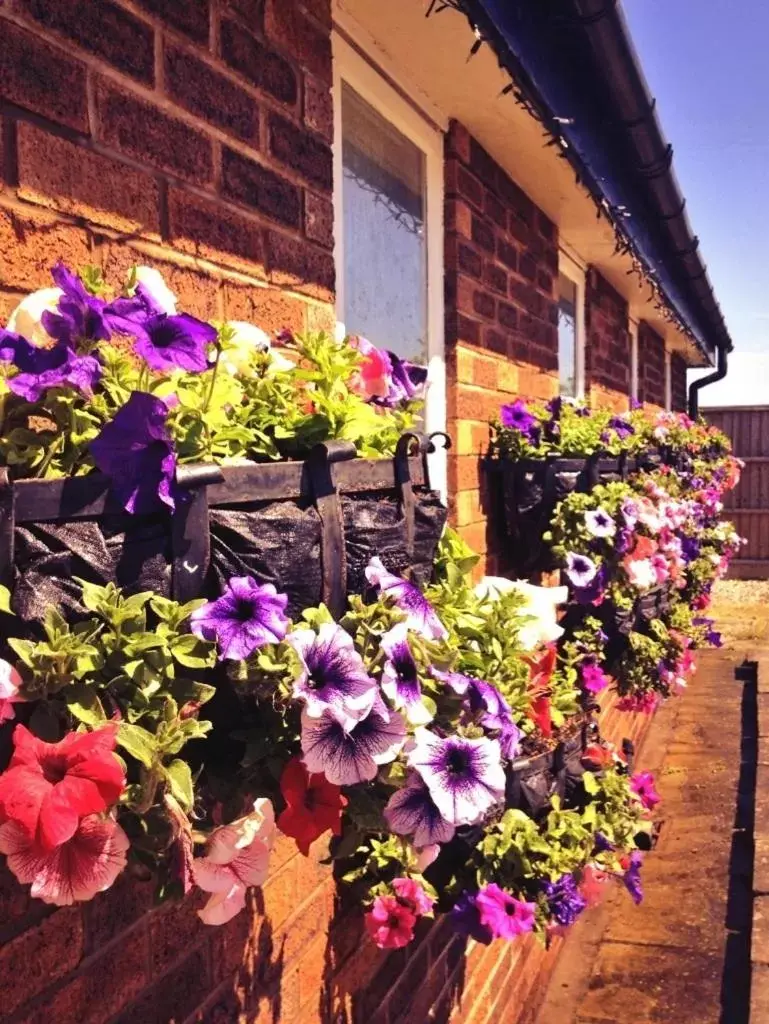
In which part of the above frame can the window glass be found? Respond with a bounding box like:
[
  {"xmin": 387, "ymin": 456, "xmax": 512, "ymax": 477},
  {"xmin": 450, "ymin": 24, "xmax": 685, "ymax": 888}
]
[
  {"xmin": 341, "ymin": 82, "xmax": 427, "ymax": 364},
  {"xmin": 557, "ymin": 272, "xmax": 578, "ymax": 396}
]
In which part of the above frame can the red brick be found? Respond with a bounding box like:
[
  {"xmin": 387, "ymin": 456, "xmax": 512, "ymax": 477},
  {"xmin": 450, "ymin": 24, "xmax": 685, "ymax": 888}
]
[
  {"xmin": 135, "ymin": 0, "xmax": 210, "ymax": 43},
  {"xmin": 446, "ymin": 312, "xmax": 481, "ymax": 346},
  {"xmin": 497, "ymin": 237, "xmax": 519, "ymax": 272},
  {"xmin": 164, "ymin": 46, "xmax": 259, "ymax": 144},
  {"xmin": 113, "ymin": 945, "xmax": 212, "ymax": 1024},
  {"xmin": 484, "ymin": 189, "xmax": 507, "ymax": 227},
  {"xmin": 265, "ymin": 0, "xmax": 332, "ymax": 83},
  {"xmin": 471, "ymin": 215, "xmax": 495, "ymax": 254},
  {"xmin": 304, "ymin": 191, "xmax": 333, "ymax": 249},
  {"xmin": 473, "ymin": 289, "xmax": 496, "ymax": 321},
  {"xmin": 0, "ymin": 207, "xmax": 92, "ymax": 291},
  {"xmin": 457, "ymin": 243, "xmax": 483, "ymax": 280},
  {"xmin": 302, "ymin": 0, "xmax": 332, "ymax": 28},
  {"xmin": 17, "ymin": 125, "xmax": 160, "ymax": 236},
  {"xmin": 168, "ymin": 188, "xmax": 266, "ymax": 274},
  {"xmin": 96, "ymin": 83, "xmax": 214, "ymax": 186},
  {"xmin": 455, "ymin": 166, "xmax": 485, "ymax": 209},
  {"xmin": 223, "ymin": 282, "xmax": 307, "ymax": 335},
  {"xmin": 223, "ymin": 0, "xmax": 266, "ymax": 28},
  {"xmin": 84, "ymin": 871, "xmax": 154, "ymax": 952},
  {"xmin": 267, "ymin": 230, "xmax": 334, "ymax": 301},
  {"xmin": 469, "ymin": 137, "xmax": 500, "ymax": 191},
  {"xmin": 498, "ymin": 300, "xmax": 519, "ymax": 331},
  {"xmin": 100, "ymin": 245, "xmax": 221, "ymax": 322},
  {"xmin": 268, "ymin": 112, "xmax": 333, "ymax": 191},
  {"xmin": 0, "ymin": 22, "xmax": 87, "ymax": 132},
  {"xmin": 150, "ymin": 892, "xmax": 208, "ymax": 976},
  {"xmin": 20, "ymin": 925, "xmax": 149, "ymax": 1024},
  {"xmin": 19, "ymin": 0, "xmax": 155, "ymax": 84},
  {"xmin": 304, "ymin": 76, "xmax": 333, "ymax": 143},
  {"xmin": 221, "ymin": 18, "xmax": 299, "ymax": 108},
  {"xmin": 483, "ymin": 261, "xmax": 508, "ymax": 296},
  {"xmin": 519, "ymin": 252, "xmax": 538, "ymax": 281},
  {"xmin": 1, "ymin": 906, "xmax": 83, "ymax": 1017},
  {"xmin": 222, "ymin": 147, "xmax": 302, "ymax": 229}
]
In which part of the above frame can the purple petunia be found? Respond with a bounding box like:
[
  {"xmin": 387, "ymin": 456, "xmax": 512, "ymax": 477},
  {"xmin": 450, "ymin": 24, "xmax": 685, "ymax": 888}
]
[
  {"xmin": 681, "ymin": 537, "xmax": 701, "ymax": 565},
  {"xmin": 585, "ymin": 508, "xmax": 616, "ymax": 539},
  {"xmin": 365, "ymin": 557, "xmax": 447, "ymax": 641},
  {"xmin": 542, "ymin": 874, "xmax": 587, "ymax": 926},
  {"xmin": 90, "ymin": 391, "xmax": 178, "ymax": 515},
  {"xmin": 0, "ymin": 331, "xmax": 101, "ymax": 402},
  {"xmin": 565, "ymin": 552, "xmax": 599, "ymax": 589},
  {"xmin": 572, "ymin": 563, "xmax": 608, "ymax": 605},
  {"xmin": 383, "ymin": 773, "xmax": 455, "ymax": 847},
  {"xmin": 439, "ymin": 671, "xmax": 521, "ymax": 759},
  {"xmin": 380, "ymin": 624, "xmax": 432, "ymax": 725},
  {"xmin": 382, "ymin": 352, "xmax": 428, "ymax": 406},
  {"xmin": 190, "ymin": 577, "xmax": 290, "ymax": 661},
  {"xmin": 300, "ymin": 703, "xmax": 406, "ymax": 786},
  {"xmin": 693, "ymin": 616, "xmax": 723, "ymax": 648},
  {"xmin": 623, "ymin": 851, "xmax": 644, "ymax": 905},
  {"xmin": 608, "ymin": 415, "xmax": 635, "ymax": 440},
  {"xmin": 42, "ymin": 263, "xmax": 111, "ymax": 347},
  {"xmin": 593, "ymin": 832, "xmax": 615, "ymax": 854},
  {"xmin": 500, "ymin": 399, "xmax": 539, "ymax": 443},
  {"xmin": 451, "ymin": 891, "xmax": 493, "ymax": 945},
  {"xmin": 107, "ymin": 289, "xmax": 216, "ymax": 373},
  {"xmin": 475, "ymin": 883, "xmax": 536, "ymax": 940},
  {"xmin": 407, "ymin": 729, "xmax": 505, "ymax": 826},
  {"xmin": 287, "ymin": 624, "xmax": 378, "ymax": 729},
  {"xmin": 621, "ymin": 498, "xmax": 639, "ymax": 529}
]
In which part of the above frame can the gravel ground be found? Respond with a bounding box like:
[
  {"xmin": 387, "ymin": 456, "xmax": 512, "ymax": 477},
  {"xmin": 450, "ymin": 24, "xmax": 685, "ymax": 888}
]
[
  {"xmin": 713, "ymin": 579, "xmax": 769, "ymax": 606},
  {"xmin": 711, "ymin": 579, "xmax": 769, "ymax": 644}
]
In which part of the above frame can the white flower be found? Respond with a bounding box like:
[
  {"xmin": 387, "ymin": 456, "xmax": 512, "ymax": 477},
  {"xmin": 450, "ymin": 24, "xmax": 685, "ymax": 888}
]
[
  {"xmin": 7, "ymin": 287, "xmax": 63, "ymax": 346},
  {"xmin": 624, "ymin": 559, "xmax": 657, "ymax": 591},
  {"xmin": 473, "ymin": 577, "xmax": 567, "ymax": 651},
  {"xmin": 219, "ymin": 321, "xmax": 294, "ymax": 376},
  {"xmin": 193, "ymin": 798, "xmax": 275, "ymax": 925},
  {"xmin": 132, "ymin": 266, "xmax": 177, "ymax": 315}
]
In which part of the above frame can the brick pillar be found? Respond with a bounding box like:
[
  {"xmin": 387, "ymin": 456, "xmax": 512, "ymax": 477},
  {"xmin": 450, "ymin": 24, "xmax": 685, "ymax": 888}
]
[
  {"xmin": 638, "ymin": 321, "xmax": 667, "ymax": 409},
  {"xmin": 585, "ymin": 267, "xmax": 631, "ymax": 411}
]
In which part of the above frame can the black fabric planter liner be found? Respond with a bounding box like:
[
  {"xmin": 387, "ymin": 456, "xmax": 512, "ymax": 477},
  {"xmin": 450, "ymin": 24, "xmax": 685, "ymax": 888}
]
[
  {"xmin": 504, "ymin": 717, "xmax": 591, "ymax": 819},
  {"xmin": 0, "ymin": 433, "xmax": 449, "ymax": 626},
  {"xmin": 487, "ymin": 451, "xmax": 661, "ymax": 574}
]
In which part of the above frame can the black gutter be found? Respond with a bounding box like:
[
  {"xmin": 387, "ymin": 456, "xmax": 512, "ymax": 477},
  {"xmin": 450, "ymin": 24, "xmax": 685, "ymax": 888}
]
[
  {"xmin": 688, "ymin": 347, "xmax": 728, "ymax": 419},
  {"xmin": 450, "ymin": 0, "xmax": 733, "ymax": 362}
]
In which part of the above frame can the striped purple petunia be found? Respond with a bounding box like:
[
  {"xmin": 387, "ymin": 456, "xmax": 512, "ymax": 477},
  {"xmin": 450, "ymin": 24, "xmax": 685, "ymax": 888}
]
[
  {"xmin": 365, "ymin": 557, "xmax": 447, "ymax": 641},
  {"xmin": 407, "ymin": 728, "xmax": 505, "ymax": 826}
]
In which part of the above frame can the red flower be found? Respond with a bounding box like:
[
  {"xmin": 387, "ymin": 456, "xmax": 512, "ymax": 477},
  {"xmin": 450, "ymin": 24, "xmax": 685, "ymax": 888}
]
[
  {"xmin": 276, "ymin": 758, "xmax": 347, "ymax": 856},
  {"xmin": 0, "ymin": 725, "xmax": 125, "ymax": 851},
  {"xmin": 525, "ymin": 644, "xmax": 556, "ymax": 692},
  {"xmin": 581, "ymin": 743, "xmax": 614, "ymax": 769},
  {"xmin": 529, "ymin": 694, "xmax": 553, "ymax": 738},
  {"xmin": 365, "ymin": 894, "xmax": 416, "ymax": 948}
]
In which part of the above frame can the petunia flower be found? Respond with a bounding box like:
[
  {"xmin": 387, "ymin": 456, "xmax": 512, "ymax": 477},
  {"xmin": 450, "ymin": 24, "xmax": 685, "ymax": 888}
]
[
  {"xmin": 219, "ymin": 321, "xmax": 294, "ymax": 375},
  {"xmin": 386, "ymin": 353, "xmax": 427, "ymax": 404},
  {"xmin": 451, "ymin": 890, "xmax": 494, "ymax": 944},
  {"xmin": 414, "ymin": 843, "xmax": 440, "ymax": 872},
  {"xmin": 132, "ymin": 266, "xmax": 178, "ymax": 315},
  {"xmin": 365, "ymin": 894, "xmax": 416, "ymax": 949},
  {"xmin": 106, "ymin": 290, "xmax": 216, "ymax": 373},
  {"xmin": 499, "ymin": 399, "xmax": 539, "ymax": 443},
  {"xmin": 565, "ymin": 553, "xmax": 599, "ymax": 589},
  {"xmin": 475, "ymin": 883, "xmax": 536, "ymax": 940},
  {"xmin": 380, "ymin": 624, "xmax": 432, "ymax": 725},
  {"xmin": 365, "ymin": 557, "xmax": 447, "ymax": 641},
  {"xmin": 349, "ymin": 336, "xmax": 393, "ymax": 401},
  {"xmin": 383, "ymin": 773, "xmax": 455, "ymax": 847},
  {"xmin": 585, "ymin": 508, "xmax": 616, "ymax": 539},
  {"xmin": 630, "ymin": 771, "xmax": 661, "ymax": 811},
  {"xmin": 439, "ymin": 671, "xmax": 521, "ymax": 759},
  {"xmin": 0, "ymin": 331, "xmax": 101, "ymax": 401},
  {"xmin": 7, "ymin": 286, "xmax": 64, "ymax": 347},
  {"xmin": 301, "ymin": 704, "xmax": 406, "ymax": 787},
  {"xmin": 392, "ymin": 876, "xmax": 434, "ymax": 916},
  {"xmin": 90, "ymin": 391, "xmax": 178, "ymax": 515},
  {"xmin": 407, "ymin": 729, "xmax": 505, "ymax": 827},
  {"xmin": 0, "ymin": 814, "xmax": 128, "ymax": 906},
  {"xmin": 0, "ymin": 659, "xmax": 24, "ymax": 725},
  {"xmin": 0, "ymin": 724, "xmax": 125, "ymax": 851},
  {"xmin": 190, "ymin": 577, "xmax": 290, "ymax": 662},
  {"xmin": 579, "ymin": 864, "xmax": 609, "ymax": 907},
  {"xmin": 580, "ymin": 659, "xmax": 610, "ymax": 694},
  {"xmin": 608, "ymin": 415, "xmax": 634, "ymax": 440},
  {"xmin": 542, "ymin": 874, "xmax": 587, "ymax": 926},
  {"xmin": 622, "ymin": 850, "xmax": 644, "ymax": 905},
  {"xmin": 276, "ymin": 757, "xmax": 347, "ymax": 856},
  {"xmin": 193, "ymin": 798, "xmax": 275, "ymax": 926},
  {"xmin": 288, "ymin": 623, "xmax": 378, "ymax": 729},
  {"xmin": 473, "ymin": 577, "xmax": 567, "ymax": 651},
  {"xmin": 623, "ymin": 557, "xmax": 657, "ymax": 591},
  {"xmin": 42, "ymin": 263, "xmax": 111, "ymax": 347}
]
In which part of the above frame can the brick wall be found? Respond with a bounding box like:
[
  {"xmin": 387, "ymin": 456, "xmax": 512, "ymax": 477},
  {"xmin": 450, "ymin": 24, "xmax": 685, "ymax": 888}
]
[
  {"xmin": 638, "ymin": 321, "xmax": 666, "ymax": 409},
  {"xmin": 0, "ymin": 0, "xmax": 335, "ymax": 334},
  {"xmin": 671, "ymin": 353, "xmax": 688, "ymax": 413},
  {"xmin": 444, "ymin": 121, "xmax": 560, "ymax": 576},
  {"xmin": 585, "ymin": 268, "xmax": 630, "ymax": 412}
]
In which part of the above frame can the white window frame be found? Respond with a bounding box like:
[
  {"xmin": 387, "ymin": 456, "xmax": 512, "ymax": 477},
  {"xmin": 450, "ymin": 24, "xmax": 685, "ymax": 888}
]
[
  {"xmin": 664, "ymin": 347, "xmax": 673, "ymax": 411},
  {"xmin": 557, "ymin": 249, "xmax": 586, "ymax": 399},
  {"xmin": 629, "ymin": 317, "xmax": 639, "ymax": 402},
  {"xmin": 332, "ymin": 31, "xmax": 447, "ymax": 498}
]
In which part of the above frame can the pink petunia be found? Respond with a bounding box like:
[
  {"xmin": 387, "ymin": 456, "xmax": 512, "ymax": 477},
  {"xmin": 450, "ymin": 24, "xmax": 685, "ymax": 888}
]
[
  {"xmin": 630, "ymin": 771, "xmax": 661, "ymax": 811},
  {"xmin": 0, "ymin": 659, "xmax": 24, "ymax": 725},
  {"xmin": 0, "ymin": 814, "xmax": 128, "ymax": 905},
  {"xmin": 349, "ymin": 336, "xmax": 393, "ymax": 400},
  {"xmin": 392, "ymin": 876, "xmax": 434, "ymax": 916},
  {"xmin": 475, "ymin": 883, "xmax": 536, "ymax": 940},
  {"xmin": 365, "ymin": 894, "xmax": 417, "ymax": 949},
  {"xmin": 193, "ymin": 798, "xmax": 275, "ymax": 925}
]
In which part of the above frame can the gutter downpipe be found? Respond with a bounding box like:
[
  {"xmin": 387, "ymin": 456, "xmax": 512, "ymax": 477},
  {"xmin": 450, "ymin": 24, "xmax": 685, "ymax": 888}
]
[{"xmin": 688, "ymin": 346, "xmax": 728, "ymax": 420}]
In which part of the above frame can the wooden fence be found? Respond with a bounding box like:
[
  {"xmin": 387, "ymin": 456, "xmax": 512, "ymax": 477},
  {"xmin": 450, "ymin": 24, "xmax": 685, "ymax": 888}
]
[{"xmin": 705, "ymin": 406, "xmax": 769, "ymax": 579}]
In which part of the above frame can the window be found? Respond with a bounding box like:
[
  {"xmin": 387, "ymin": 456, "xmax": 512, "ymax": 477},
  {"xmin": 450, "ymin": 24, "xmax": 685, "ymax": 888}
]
[
  {"xmin": 556, "ymin": 253, "xmax": 585, "ymax": 397},
  {"xmin": 333, "ymin": 32, "xmax": 446, "ymax": 494},
  {"xmin": 629, "ymin": 319, "xmax": 639, "ymax": 402}
]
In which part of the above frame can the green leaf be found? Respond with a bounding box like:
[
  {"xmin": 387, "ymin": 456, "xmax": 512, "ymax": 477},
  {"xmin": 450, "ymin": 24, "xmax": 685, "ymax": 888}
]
[
  {"xmin": 164, "ymin": 759, "xmax": 194, "ymax": 813},
  {"xmin": 170, "ymin": 633, "xmax": 216, "ymax": 669},
  {"xmin": 65, "ymin": 682, "xmax": 107, "ymax": 725},
  {"xmin": 117, "ymin": 722, "xmax": 159, "ymax": 769},
  {"xmin": 582, "ymin": 771, "xmax": 599, "ymax": 796},
  {"xmin": 0, "ymin": 584, "xmax": 14, "ymax": 615}
]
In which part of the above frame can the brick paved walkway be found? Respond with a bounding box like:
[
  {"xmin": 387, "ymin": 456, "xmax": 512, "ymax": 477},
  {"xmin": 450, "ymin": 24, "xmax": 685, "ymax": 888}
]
[{"xmin": 535, "ymin": 648, "xmax": 753, "ymax": 1024}]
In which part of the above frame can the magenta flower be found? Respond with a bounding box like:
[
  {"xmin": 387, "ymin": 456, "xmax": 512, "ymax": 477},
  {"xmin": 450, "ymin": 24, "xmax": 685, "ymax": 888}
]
[
  {"xmin": 407, "ymin": 729, "xmax": 505, "ymax": 826},
  {"xmin": 580, "ymin": 659, "xmax": 610, "ymax": 694},
  {"xmin": 287, "ymin": 624, "xmax": 378, "ymax": 728},
  {"xmin": 380, "ymin": 624, "xmax": 432, "ymax": 725},
  {"xmin": 475, "ymin": 883, "xmax": 536, "ymax": 939},
  {"xmin": 90, "ymin": 392, "xmax": 178, "ymax": 515},
  {"xmin": 365, "ymin": 557, "xmax": 447, "ymax": 640},
  {"xmin": 365, "ymin": 894, "xmax": 416, "ymax": 949},
  {"xmin": 383, "ymin": 773, "xmax": 455, "ymax": 847},
  {"xmin": 392, "ymin": 877, "xmax": 434, "ymax": 915},
  {"xmin": 630, "ymin": 771, "xmax": 661, "ymax": 811},
  {"xmin": 0, "ymin": 332, "xmax": 101, "ymax": 402},
  {"xmin": 190, "ymin": 577, "xmax": 290, "ymax": 661},
  {"xmin": 300, "ymin": 704, "xmax": 406, "ymax": 786}
]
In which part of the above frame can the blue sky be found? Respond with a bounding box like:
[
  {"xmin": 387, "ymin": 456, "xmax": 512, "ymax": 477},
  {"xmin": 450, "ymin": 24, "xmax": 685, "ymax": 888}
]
[{"xmin": 623, "ymin": 0, "xmax": 769, "ymax": 356}]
